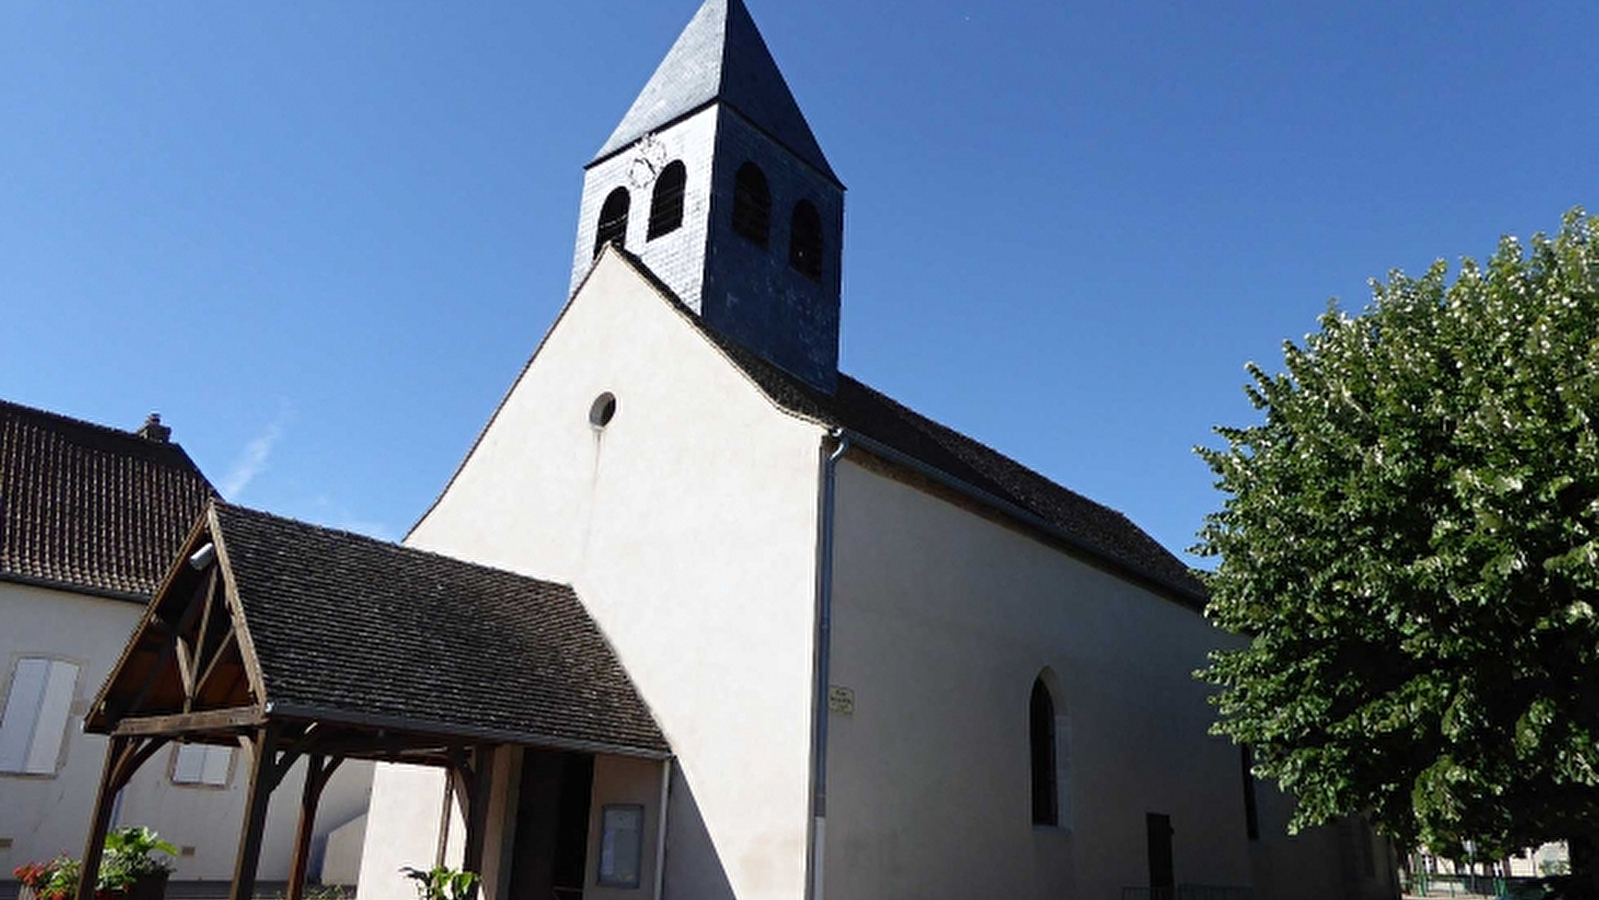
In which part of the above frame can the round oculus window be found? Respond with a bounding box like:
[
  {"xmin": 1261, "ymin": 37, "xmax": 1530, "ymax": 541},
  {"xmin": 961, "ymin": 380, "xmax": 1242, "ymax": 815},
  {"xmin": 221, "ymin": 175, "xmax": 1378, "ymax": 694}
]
[{"xmin": 589, "ymin": 392, "xmax": 618, "ymax": 428}]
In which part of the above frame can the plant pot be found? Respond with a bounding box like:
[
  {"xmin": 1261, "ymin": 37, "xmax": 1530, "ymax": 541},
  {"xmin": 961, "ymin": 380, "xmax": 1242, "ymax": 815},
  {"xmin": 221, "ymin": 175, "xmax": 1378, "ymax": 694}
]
[{"xmin": 120, "ymin": 871, "xmax": 170, "ymax": 900}]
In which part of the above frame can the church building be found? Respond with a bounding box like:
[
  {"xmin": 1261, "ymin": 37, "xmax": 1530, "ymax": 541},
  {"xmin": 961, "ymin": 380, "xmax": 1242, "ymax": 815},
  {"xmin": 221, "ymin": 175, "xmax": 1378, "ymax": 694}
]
[
  {"xmin": 350, "ymin": 1, "xmax": 1398, "ymax": 899},
  {"xmin": 65, "ymin": 2, "xmax": 1399, "ymax": 899}
]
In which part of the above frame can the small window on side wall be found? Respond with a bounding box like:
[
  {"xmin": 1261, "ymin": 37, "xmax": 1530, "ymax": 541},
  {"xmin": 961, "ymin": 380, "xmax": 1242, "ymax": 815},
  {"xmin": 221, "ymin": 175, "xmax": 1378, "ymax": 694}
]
[
  {"xmin": 1029, "ymin": 669, "xmax": 1073, "ymax": 829},
  {"xmin": 172, "ymin": 743, "xmax": 233, "ymax": 787},
  {"xmin": 594, "ymin": 187, "xmax": 631, "ymax": 257},
  {"xmin": 597, "ymin": 804, "xmax": 644, "ymax": 888},
  {"xmin": 731, "ymin": 163, "xmax": 771, "ymax": 247},
  {"xmin": 1030, "ymin": 678, "xmax": 1058, "ymax": 826},
  {"xmin": 648, "ymin": 161, "xmax": 688, "ymax": 240},
  {"xmin": 0, "ymin": 657, "xmax": 79, "ymax": 776},
  {"xmin": 788, "ymin": 200, "xmax": 824, "ymax": 281}
]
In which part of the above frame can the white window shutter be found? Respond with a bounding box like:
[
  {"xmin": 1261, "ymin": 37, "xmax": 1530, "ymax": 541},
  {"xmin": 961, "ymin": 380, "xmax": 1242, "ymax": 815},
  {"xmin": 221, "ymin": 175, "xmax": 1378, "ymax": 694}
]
[
  {"xmin": 173, "ymin": 744, "xmax": 206, "ymax": 783},
  {"xmin": 26, "ymin": 662, "xmax": 78, "ymax": 773},
  {"xmin": 200, "ymin": 745, "xmax": 232, "ymax": 785},
  {"xmin": 0, "ymin": 659, "xmax": 50, "ymax": 773}
]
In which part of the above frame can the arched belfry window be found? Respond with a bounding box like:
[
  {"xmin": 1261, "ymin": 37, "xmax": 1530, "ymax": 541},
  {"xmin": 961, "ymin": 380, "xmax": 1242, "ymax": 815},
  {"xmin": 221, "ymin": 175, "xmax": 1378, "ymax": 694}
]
[
  {"xmin": 1030, "ymin": 670, "xmax": 1071, "ymax": 828},
  {"xmin": 788, "ymin": 200, "xmax": 823, "ymax": 281},
  {"xmin": 731, "ymin": 162, "xmax": 771, "ymax": 247},
  {"xmin": 648, "ymin": 161, "xmax": 688, "ymax": 240},
  {"xmin": 594, "ymin": 187, "xmax": 631, "ymax": 257}
]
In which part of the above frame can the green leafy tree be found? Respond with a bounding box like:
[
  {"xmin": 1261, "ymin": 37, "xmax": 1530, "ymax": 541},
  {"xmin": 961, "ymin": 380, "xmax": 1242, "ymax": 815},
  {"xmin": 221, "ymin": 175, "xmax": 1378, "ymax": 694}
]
[{"xmin": 1196, "ymin": 211, "xmax": 1599, "ymax": 874}]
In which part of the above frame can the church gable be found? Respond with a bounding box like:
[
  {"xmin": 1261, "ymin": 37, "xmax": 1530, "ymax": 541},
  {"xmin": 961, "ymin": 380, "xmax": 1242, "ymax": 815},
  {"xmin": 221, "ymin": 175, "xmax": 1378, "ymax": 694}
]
[{"xmin": 412, "ymin": 247, "xmax": 827, "ymax": 576}]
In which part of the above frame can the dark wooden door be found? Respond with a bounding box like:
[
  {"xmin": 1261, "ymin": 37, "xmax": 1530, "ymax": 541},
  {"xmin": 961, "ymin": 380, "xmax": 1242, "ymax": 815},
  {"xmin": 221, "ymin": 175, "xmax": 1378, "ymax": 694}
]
[
  {"xmin": 1147, "ymin": 812, "xmax": 1175, "ymax": 898},
  {"xmin": 508, "ymin": 750, "xmax": 594, "ymax": 900}
]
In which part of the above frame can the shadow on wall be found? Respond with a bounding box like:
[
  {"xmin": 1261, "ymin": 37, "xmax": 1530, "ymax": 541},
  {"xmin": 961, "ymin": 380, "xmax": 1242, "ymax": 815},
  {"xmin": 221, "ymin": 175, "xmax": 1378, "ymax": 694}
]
[{"xmin": 663, "ymin": 768, "xmax": 736, "ymax": 900}]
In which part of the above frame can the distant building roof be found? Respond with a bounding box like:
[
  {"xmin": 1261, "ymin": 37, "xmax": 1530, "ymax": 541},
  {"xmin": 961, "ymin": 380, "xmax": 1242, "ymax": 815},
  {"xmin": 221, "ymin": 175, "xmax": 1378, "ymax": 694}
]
[
  {"xmin": 611, "ymin": 250, "xmax": 1209, "ymax": 608},
  {"xmin": 0, "ymin": 399, "xmax": 215, "ymax": 601},
  {"xmin": 592, "ymin": 0, "xmax": 839, "ymax": 185}
]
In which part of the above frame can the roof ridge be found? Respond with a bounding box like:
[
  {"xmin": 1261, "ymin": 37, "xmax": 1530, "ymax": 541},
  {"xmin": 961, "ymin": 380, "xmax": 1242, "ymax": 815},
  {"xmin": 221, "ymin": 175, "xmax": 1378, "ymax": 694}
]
[
  {"xmin": 2, "ymin": 397, "xmax": 177, "ymax": 448},
  {"xmin": 835, "ymin": 373, "xmax": 1149, "ymax": 531}
]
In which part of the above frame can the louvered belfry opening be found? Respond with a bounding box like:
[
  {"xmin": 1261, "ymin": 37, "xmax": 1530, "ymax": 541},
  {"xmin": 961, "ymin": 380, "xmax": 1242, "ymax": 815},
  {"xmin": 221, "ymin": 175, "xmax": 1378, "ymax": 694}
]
[
  {"xmin": 788, "ymin": 200, "xmax": 823, "ymax": 280},
  {"xmin": 594, "ymin": 187, "xmax": 631, "ymax": 257},
  {"xmin": 648, "ymin": 161, "xmax": 687, "ymax": 240},
  {"xmin": 731, "ymin": 162, "xmax": 771, "ymax": 247}
]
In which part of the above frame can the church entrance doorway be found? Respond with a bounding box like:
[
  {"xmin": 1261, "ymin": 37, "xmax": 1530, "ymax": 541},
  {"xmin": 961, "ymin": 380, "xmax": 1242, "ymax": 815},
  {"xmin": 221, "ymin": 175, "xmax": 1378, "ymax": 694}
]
[{"xmin": 508, "ymin": 749, "xmax": 595, "ymax": 900}]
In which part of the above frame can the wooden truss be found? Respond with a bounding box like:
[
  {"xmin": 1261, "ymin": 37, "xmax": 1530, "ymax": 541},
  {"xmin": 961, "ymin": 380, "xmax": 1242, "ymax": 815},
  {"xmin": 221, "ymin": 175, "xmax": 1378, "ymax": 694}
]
[{"xmin": 77, "ymin": 518, "xmax": 500, "ymax": 900}]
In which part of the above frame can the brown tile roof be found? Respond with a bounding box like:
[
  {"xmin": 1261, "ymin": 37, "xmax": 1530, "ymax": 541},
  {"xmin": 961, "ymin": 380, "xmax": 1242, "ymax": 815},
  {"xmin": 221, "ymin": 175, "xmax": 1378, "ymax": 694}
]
[
  {"xmin": 0, "ymin": 399, "xmax": 216, "ymax": 601},
  {"xmin": 611, "ymin": 250, "xmax": 1208, "ymax": 608},
  {"xmin": 213, "ymin": 503, "xmax": 668, "ymax": 755}
]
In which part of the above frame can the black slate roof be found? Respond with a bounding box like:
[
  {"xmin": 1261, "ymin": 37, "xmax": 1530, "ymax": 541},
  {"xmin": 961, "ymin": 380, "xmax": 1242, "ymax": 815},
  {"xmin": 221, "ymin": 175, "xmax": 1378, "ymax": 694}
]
[
  {"xmin": 214, "ymin": 503, "xmax": 667, "ymax": 755},
  {"xmin": 612, "ymin": 251, "xmax": 1208, "ymax": 608},
  {"xmin": 0, "ymin": 399, "xmax": 215, "ymax": 600},
  {"xmin": 593, "ymin": 0, "xmax": 838, "ymax": 184}
]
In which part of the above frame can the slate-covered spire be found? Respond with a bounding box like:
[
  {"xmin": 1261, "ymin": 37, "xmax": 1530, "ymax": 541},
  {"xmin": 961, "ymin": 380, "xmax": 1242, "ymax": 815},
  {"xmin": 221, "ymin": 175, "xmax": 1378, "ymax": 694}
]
[
  {"xmin": 592, "ymin": 0, "xmax": 838, "ymax": 185},
  {"xmin": 573, "ymin": 0, "xmax": 844, "ymax": 393}
]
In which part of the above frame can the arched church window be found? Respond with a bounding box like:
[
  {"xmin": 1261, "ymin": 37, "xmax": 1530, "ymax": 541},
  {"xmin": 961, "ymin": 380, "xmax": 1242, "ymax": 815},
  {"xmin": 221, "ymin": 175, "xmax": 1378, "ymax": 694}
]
[
  {"xmin": 1030, "ymin": 677, "xmax": 1058, "ymax": 826},
  {"xmin": 594, "ymin": 187, "xmax": 631, "ymax": 257},
  {"xmin": 731, "ymin": 162, "xmax": 771, "ymax": 247},
  {"xmin": 788, "ymin": 200, "xmax": 824, "ymax": 281},
  {"xmin": 648, "ymin": 161, "xmax": 688, "ymax": 240}
]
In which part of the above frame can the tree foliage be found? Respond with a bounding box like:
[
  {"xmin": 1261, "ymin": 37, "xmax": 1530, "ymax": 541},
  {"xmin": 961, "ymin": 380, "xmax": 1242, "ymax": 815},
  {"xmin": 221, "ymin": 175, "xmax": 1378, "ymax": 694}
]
[{"xmin": 1196, "ymin": 210, "xmax": 1599, "ymax": 856}]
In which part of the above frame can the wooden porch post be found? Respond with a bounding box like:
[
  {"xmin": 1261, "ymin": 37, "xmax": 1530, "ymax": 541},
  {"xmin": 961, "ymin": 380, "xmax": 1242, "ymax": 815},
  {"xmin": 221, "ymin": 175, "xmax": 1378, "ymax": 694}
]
[
  {"xmin": 75, "ymin": 736, "xmax": 128, "ymax": 900},
  {"xmin": 286, "ymin": 754, "xmax": 343, "ymax": 900},
  {"xmin": 461, "ymin": 744, "xmax": 496, "ymax": 892},
  {"xmin": 230, "ymin": 725, "xmax": 284, "ymax": 900},
  {"xmin": 76, "ymin": 736, "xmax": 170, "ymax": 900}
]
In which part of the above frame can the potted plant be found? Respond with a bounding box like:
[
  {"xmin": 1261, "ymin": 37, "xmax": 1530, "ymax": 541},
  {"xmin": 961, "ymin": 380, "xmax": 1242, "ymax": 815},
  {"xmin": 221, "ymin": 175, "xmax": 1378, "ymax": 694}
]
[
  {"xmin": 13, "ymin": 855, "xmax": 80, "ymax": 900},
  {"xmin": 98, "ymin": 827, "xmax": 177, "ymax": 900},
  {"xmin": 14, "ymin": 828, "xmax": 177, "ymax": 900}
]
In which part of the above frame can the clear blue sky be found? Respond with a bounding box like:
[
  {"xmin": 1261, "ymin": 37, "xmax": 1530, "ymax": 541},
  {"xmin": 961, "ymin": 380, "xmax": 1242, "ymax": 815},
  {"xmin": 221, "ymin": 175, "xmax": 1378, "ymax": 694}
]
[{"xmin": 3, "ymin": 1, "xmax": 1595, "ymax": 560}]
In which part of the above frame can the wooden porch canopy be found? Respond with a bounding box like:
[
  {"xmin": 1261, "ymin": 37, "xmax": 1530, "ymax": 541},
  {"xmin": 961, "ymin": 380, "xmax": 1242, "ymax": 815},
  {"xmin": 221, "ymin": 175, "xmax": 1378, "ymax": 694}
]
[{"xmin": 80, "ymin": 501, "xmax": 668, "ymax": 900}]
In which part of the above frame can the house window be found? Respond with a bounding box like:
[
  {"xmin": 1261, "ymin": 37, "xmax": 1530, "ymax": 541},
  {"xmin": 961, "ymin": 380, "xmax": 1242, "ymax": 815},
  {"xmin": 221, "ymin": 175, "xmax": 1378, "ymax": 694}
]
[
  {"xmin": 788, "ymin": 200, "xmax": 823, "ymax": 281},
  {"xmin": 731, "ymin": 163, "xmax": 770, "ymax": 247},
  {"xmin": 594, "ymin": 187, "xmax": 631, "ymax": 257},
  {"xmin": 647, "ymin": 161, "xmax": 687, "ymax": 240},
  {"xmin": 0, "ymin": 657, "xmax": 80, "ymax": 775},
  {"xmin": 597, "ymin": 804, "xmax": 644, "ymax": 888},
  {"xmin": 172, "ymin": 743, "xmax": 233, "ymax": 787}
]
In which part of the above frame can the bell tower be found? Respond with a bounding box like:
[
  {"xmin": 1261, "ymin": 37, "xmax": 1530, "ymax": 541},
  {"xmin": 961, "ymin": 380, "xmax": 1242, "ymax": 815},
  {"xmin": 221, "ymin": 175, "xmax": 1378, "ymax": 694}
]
[{"xmin": 570, "ymin": 0, "xmax": 844, "ymax": 393}]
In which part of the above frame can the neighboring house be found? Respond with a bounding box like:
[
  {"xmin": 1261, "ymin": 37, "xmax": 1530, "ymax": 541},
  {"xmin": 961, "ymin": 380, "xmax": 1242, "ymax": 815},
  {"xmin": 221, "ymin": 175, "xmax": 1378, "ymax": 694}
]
[
  {"xmin": 354, "ymin": 2, "xmax": 1400, "ymax": 900},
  {"xmin": 0, "ymin": 401, "xmax": 371, "ymax": 885}
]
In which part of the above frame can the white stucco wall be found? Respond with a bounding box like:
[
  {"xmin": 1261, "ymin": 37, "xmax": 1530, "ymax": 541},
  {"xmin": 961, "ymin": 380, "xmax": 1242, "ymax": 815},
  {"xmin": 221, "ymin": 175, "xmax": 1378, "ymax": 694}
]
[
  {"xmin": 1, "ymin": 580, "xmax": 373, "ymax": 882},
  {"xmin": 362, "ymin": 251, "xmax": 826, "ymax": 900},
  {"xmin": 821, "ymin": 459, "xmax": 1255, "ymax": 900},
  {"xmin": 584, "ymin": 756, "xmax": 668, "ymax": 900},
  {"xmin": 1, "ymin": 582, "xmax": 142, "ymax": 874},
  {"xmin": 358, "ymin": 763, "xmax": 458, "ymax": 900}
]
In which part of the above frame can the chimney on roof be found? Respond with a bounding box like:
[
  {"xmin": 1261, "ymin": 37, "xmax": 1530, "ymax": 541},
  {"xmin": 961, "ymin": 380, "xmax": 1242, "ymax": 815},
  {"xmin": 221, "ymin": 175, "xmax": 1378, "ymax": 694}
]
[{"xmin": 137, "ymin": 413, "xmax": 171, "ymax": 443}]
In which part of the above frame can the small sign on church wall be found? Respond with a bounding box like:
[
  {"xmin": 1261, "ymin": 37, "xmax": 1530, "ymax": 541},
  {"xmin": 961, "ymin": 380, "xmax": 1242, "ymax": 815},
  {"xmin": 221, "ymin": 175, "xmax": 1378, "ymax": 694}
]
[{"xmin": 828, "ymin": 685, "xmax": 854, "ymax": 715}]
